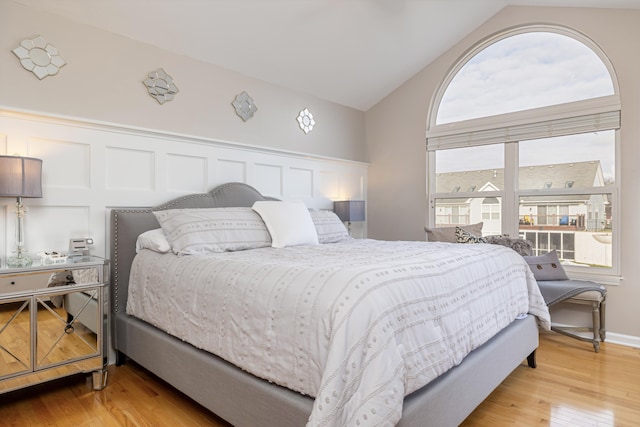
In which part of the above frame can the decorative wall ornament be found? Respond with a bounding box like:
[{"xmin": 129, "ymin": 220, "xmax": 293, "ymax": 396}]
[
  {"xmin": 142, "ymin": 68, "xmax": 179, "ymax": 104},
  {"xmin": 297, "ymin": 108, "xmax": 315, "ymax": 134},
  {"xmin": 232, "ymin": 91, "xmax": 258, "ymax": 121},
  {"xmin": 12, "ymin": 36, "xmax": 66, "ymax": 80}
]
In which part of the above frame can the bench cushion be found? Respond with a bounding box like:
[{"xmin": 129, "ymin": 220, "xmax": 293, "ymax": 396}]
[{"xmin": 537, "ymin": 279, "xmax": 606, "ymax": 306}]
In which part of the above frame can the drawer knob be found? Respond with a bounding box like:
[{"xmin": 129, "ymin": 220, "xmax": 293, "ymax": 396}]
[{"xmin": 10, "ymin": 281, "xmax": 16, "ymax": 285}]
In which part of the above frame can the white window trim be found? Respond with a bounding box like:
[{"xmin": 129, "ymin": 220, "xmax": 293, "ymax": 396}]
[{"xmin": 427, "ymin": 23, "xmax": 621, "ymax": 131}]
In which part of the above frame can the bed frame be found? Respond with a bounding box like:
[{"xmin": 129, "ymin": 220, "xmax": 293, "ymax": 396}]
[{"xmin": 110, "ymin": 182, "xmax": 539, "ymax": 427}]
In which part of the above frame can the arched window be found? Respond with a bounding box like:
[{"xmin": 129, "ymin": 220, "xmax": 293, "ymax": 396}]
[
  {"xmin": 427, "ymin": 25, "xmax": 620, "ymax": 279},
  {"xmin": 436, "ymin": 31, "xmax": 615, "ymax": 124}
]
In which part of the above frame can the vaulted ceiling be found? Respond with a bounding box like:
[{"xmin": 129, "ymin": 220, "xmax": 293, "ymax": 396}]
[{"xmin": 13, "ymin": 0, "xmax": 640, "ymax": 111}]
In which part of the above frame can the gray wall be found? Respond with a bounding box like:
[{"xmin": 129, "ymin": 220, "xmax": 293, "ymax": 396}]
[
  {"xmin": 1, "ymin": 1, "xmax": 367, "ymax": 163},
  {"xmin": 366, "ymin": 6, "xmax": 640, "ymax": 341}
]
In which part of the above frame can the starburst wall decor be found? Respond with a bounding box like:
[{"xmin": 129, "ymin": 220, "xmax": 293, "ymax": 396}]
[
  {"xmin": 12, "ymin": 35, "xmax": 66, "ymax": 80},
  {"xmin": 142, "ymin": 68, "xmax": 179, "ymax": 104},
  {"xmin": 232, "ymin": 91, "xmax": 258, "ymax": 121},
  {"xmin": 297, "ymin": 108, "xmax": 315, "ymax": 134}
]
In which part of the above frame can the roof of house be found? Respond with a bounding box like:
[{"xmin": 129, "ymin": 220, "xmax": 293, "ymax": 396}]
[{"xmin": 435, "ymin": 160, "xmax": 603, "ymax": 203}]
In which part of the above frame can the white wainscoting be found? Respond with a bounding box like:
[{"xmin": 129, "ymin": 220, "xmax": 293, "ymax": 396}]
[{"xmin": 0, "ymin": 109, "xmax": 368, "ymax": 261}]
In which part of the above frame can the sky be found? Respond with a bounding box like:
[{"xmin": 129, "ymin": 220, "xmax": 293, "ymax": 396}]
[
  {"xmin": 434, "ymin": 31, "xmax": 615, "ymax": 182},
  {"xmin": 437, "ymin": 32, "xmax": 614, "ymax": 123}
]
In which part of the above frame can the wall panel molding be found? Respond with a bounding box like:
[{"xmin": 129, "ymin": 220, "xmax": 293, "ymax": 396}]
[
  {"xmin": 0, "ymin": 109, "xmax": 368, "ymax": 258},
  {"xmin": 29, "ymin": 137, "xmax": 91, "ymax": 189},
  {"xmin": 167, "ymin": 153, "xmax": 208, "ymax": 194}
]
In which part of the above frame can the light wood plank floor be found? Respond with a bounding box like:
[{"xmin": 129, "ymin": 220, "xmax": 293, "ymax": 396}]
[{"xmin": 1, "ymin": 331, "xmax": 639, "ymax": 426}]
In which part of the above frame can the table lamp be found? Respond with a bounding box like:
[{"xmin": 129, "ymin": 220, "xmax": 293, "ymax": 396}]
[
  {"xmin": 333, "ymin": 200, "xmax": 365, "ymax": 235},
  {"xmin": 0, "ymin": 155, "xmax": 43, "ymax": 268}
]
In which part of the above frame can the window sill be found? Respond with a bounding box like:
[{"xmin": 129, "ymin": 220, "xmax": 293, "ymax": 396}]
[{"xmin": 566, "ymin": 271, "xmax": 621, "ymax": 286}]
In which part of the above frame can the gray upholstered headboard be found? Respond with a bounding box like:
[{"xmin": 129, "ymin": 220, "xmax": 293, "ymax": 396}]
[{"xmin": 109, "ymin": 182, "xmax": 277, "ymax": 339}]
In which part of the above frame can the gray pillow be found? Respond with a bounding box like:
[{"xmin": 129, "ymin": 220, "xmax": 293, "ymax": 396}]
[
  {"xmin": 425, "ymin": 222, "xmax": 483, "ymax": 243},
  {"xmin": 523, "ymin": 250, "xmax": 569, "ymax": 281},
  {"xmin": 309, "ymin": 210, "xmax": 350, "ymax": 243},
  {"xmin": 154, "ymin": 207, "xmax": 272, "ymax": 255},
  {"xmin": 484, "ymin": 235, "xmax": 533, "ymax": 256}
]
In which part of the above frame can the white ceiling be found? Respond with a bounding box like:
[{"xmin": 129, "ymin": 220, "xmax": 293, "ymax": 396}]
[{"xmin": 13, "ymin": 0, "xmax": 640, "ymax": 111}]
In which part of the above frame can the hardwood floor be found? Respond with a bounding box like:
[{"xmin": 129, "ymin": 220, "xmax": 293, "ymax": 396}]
[
  {"xmin": 1, "ymin": 331, "xmax": 639, "ymax": 426},
  {"xmin": 462, "ymin": 331, "xmax": 640, "ymax": 426}
]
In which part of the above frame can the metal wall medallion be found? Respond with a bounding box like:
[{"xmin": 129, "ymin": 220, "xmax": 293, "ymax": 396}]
[
  {"xmin": 142, "ymin": 68, "xmax": 179, "ymax": 104},
  {"xmin": 232, "ymin": 91, "xmax": 258, "ymax": 121},
  {"xmin": 297, "ymin": 108, "xmax": 315, "ymax": 134},
  {"xmin": 12, "ymin": 36, "xmax": 66, "ymax": 80}
]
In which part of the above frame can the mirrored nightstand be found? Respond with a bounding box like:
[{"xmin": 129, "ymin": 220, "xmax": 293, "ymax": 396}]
[{"xmin": 0, "ymin": 256, "xmax": 108, "ymax": 394}]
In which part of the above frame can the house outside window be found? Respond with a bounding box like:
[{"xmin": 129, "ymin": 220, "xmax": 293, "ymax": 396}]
[
  {"xmin": 426, "ymin": 25, "xmax": 620, "ymax": 281},
  {"xmin": 482, "ymin": 197, "xmax": 500, "ymax": 220}
]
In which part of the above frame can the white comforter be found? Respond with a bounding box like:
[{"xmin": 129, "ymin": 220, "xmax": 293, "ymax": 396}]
[{"xmin": 127, "ymin": 239, "xmax": 550, "ymax": 427}]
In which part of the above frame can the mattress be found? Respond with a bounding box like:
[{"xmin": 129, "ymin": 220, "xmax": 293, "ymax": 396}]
[{"xmin": 127, "ymin": 239, "xmax": 550, "ymax": 427}]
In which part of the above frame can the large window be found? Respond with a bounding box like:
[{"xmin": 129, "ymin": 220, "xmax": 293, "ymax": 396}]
[{"xmin": 427, "ymin": 26, "xmax": 620, "ymax": 280}]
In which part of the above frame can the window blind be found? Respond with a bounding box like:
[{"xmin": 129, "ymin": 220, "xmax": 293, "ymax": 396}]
[{"xmin": 427, "ymin": 110, "xmax": 620, "ymax": 152}]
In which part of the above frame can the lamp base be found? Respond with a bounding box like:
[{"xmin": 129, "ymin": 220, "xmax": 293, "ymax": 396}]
[{"xmin": 6, "ymin": 253, "xmax": 34, "ymax": 268}]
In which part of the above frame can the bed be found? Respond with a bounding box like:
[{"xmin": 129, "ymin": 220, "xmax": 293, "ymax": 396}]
[{"xmin": 110, "ymin": 182, "xmax": 550, "ymax": 427}]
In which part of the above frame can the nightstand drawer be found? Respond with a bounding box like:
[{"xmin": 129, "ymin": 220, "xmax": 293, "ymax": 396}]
[{"xmin": 0, "ymin": 271, "xmax": 53, "ymax": 294}]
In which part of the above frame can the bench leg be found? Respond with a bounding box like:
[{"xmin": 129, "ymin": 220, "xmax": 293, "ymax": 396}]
[
  {"xmin": 599, "ymin": 296, "xmax": 607, "ymax": 342},
  {"xmin": 591, "ymin": 300, "xmax": 601, "ymax": 353}
]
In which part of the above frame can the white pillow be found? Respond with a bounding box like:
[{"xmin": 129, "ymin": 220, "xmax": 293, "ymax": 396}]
[
  {"xmin": 309, "ymin": 210, "xmax": 350, "ymax": 243},
  {"xmin": 136, "ymin": 228, "xmax": 172, "ymax": 253},
  {"xmin": 252, "ymin": 201, "xmax": 319, "ymax": 248},
  {"xmin": 153, "ymin": 207, "xmax": 272, "ymax": 255}
]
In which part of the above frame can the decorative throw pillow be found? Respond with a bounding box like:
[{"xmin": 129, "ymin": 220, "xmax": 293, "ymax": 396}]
[
  {"xmin": 153, "ymin": 207, "xmax": 272, "ymax": 255},
  {"xmin": 425, "ymin": 222, "xmax": 483, "ymax": 243},
  {"xmin": 484, "ymin": 235, "xmax": 533, "ymax": 256},
  {"xmin": 252, "ymin": 200, "xmax": 319, "ymax": 248},
  {"xmin": 455, "ymin": 226, "xmax": 488, "ymax": 244},
  {"xmin": 136, "ymin": 228, "xmax": 172, "ymax": 253},
  {"xmin": 523, "ymin": 250, "xmax": 569, "ymax": 281},
  {"xmin": 309, "ymin": 210, "xmax": 350, "ymax": 243}
]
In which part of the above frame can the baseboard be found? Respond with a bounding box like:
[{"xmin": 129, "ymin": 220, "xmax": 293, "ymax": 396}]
[{"xmin": 605, "ymin": 332, "xmax": 640, "ymax": 349}]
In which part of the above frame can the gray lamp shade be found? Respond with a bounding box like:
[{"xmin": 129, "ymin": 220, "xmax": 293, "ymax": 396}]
[
  {"xmin": 0, "ymin": 155, "xmax": 43, "ymax": 198},
  {"xmin": 333, "ymin": 200, "xmax": 365, "ymax": 222}
]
